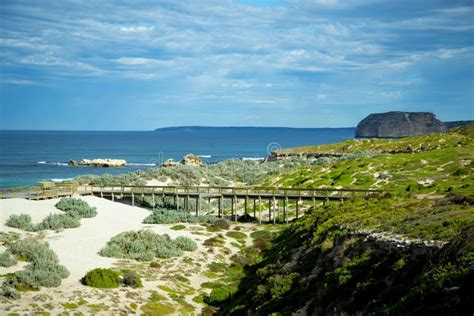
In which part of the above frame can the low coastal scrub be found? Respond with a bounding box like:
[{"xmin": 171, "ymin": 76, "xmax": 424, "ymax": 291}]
[
  {"xmin": 55, "ymin": 197, "xmax": 97, "ymax": 218},
  {"xmin": 81, "ymin": 268, "xmax": 120, "ymax": 288},
  {"xmin": 5, "ymin": 214, "xmax": 35, "ymax": 231},
  {"xmin": 73, "ymin": 155, "xmax": 333, "ymax": 187},
  {"xmin": 1, "ymin": 239, "xmax": 69, "ymax": 298},
  {"xmin": 99, "ymin": 230, "xmax": 197, "ymax": 261},
  {"xmin": 35, "ymin": 213, "xmax": 81, "ymax": 230},
  {"xmin": 143, "ymin": 207, "xmax": 227, "ymax": 225},
  {"xmin": 0, "ymin": 250, "xmax": 17, "ymax": 267},
  {"xmin": 4, "ymin": 198, "xmax": 96, "ymax": 232}
]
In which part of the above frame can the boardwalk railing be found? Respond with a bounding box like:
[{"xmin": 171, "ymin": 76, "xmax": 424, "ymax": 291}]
[{"xmin": 1, "ymin": 184, "xmax": 388, "ymax": 224}]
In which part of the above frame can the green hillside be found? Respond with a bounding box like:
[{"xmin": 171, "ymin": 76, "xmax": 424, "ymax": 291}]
[{"xmin": 210, "ymin": 126, "xmax": 474, "ymax": 315}]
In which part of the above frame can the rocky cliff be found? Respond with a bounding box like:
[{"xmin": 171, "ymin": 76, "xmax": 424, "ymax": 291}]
[{"xmin": 355, "ymin": 111, "xmax": 447, "ymax": 138}]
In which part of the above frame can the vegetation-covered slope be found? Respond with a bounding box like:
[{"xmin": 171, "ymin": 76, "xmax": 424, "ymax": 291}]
[{"xmin": 209, "ymin": 126, "xmax": 473, "ymax": 315}]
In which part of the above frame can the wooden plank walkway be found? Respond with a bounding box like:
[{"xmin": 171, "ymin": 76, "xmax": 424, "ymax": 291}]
[{"xmin": 1, "ymin": 184, "xmax": 387, "ymax": 224}]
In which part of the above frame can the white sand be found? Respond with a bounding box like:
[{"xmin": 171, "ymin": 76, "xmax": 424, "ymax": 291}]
[{"xmin": 0, "ymin": 198, "xmax": 63, "ymax": 225}]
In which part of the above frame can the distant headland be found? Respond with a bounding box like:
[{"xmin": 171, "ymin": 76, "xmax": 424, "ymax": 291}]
[{"xmin": 355, "ymin": 111, "xmax": 473, "ymax": 138}]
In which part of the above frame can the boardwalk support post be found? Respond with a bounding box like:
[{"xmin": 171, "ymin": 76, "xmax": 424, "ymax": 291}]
[
  {"xmin": 218, "ymin": 197, "xmax": 223, "ymax": 218},
  {"xmin": 196, "ymin": 195, "xmax": 200, "ymax": 216},
  {"xmin": 258, "ymin": 197, "xmax": 262, "ymax": 224}
]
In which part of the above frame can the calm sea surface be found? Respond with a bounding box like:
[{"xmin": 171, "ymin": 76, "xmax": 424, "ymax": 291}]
[{"xmin": 0, "ymin": 127, "xmax": 355, "ymax": 187}]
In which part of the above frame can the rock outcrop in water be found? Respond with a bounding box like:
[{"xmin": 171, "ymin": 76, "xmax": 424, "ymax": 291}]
[
  {"xmin": 180, "ymin": 154, "xmax": 203, "ymax": 167},
  {"xmin": 68, "ymin": 158, "xmax": 127, "ymax": 167},
  {"xmin": 355, "ymin": 111, "xmax": 447, "ymax": 138},
  {"xmin": 160, "ymin": 154, "xmax": 204, "ymax": 167}
]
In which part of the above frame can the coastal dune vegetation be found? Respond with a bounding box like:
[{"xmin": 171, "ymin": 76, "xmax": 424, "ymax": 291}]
[
  {"xmin": 0, "ymin": 239, "xmax": 69, "ymax": 300},
  {"xmin": 5, "ymin": 198, "xmax": 97, "ymax": 232}
]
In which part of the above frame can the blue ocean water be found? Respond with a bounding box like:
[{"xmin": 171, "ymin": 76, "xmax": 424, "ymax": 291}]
[{"xmin": 0, "ymin": 127, "xmax": 355, "ymax": 187}]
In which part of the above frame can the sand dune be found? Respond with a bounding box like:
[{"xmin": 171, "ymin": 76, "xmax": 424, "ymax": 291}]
[{"xmin": 0, "ymin": 196, "xmax": 199, "ymax": 285}]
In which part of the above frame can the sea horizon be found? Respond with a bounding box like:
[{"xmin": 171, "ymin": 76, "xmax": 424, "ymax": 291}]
[
  {"xmin": 0, "ymin": 125, "xmax": 356, "ymax": 132},
  {"xmin": 0, "ymin": 127, "xmax": 355, "ymax": 187}
]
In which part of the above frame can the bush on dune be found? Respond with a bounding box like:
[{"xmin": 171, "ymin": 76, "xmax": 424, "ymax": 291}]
[
  {"xmin": 35, "ymin": 213, "xmax": 81, "ymax": 231},
  {"xmin": 4, "ymin": 198, "xmax": 96, "ymax": 232},
  {"xmin": 1, "ymin": 239, "xmax": 69, "ymax": 296},
  {"xmin": 5, "ymin": 214, "xmax": 35, "ymax": 231},
  {"xmin": 81, "ymin": 268, "xmax": 120, "ymax": 288},
  {"xmin": 174, "ymin": 236, "xmax": 198, "ymax": 251},
  {"xmin": 99, "ymin": 230, "xmax": 197, "ymax": 261},
  {"xmin": 55, "ymin": 197, "xmax": 97, "ymax": 218},
  {"xmin": 0, "ymin": 250, "xmax": 17, "ymax": 267},
  {"xmin": 143, "ymin": 207, "xmax": 227, "ymax": 225},
  {"xmin": 0, "ymin": 284, "xmax": 20, "ymax": 300}
]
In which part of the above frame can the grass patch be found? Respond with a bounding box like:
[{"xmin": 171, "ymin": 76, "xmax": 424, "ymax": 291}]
[
  {"xmin": 170, "ymin": 224, "xmax": 186, "ymax": 231},
  {"xmin": 141, "ymin": 302, "xmax": 175, "ymax": 315},
  {"xmin": 226, "ymin": 231, "xmax": 247, "ymax": 240}
]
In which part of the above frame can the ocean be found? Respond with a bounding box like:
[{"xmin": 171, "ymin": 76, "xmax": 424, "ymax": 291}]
[{"xmin": 0, "ymin": 127, "xmax": 355, "ymax": 187}]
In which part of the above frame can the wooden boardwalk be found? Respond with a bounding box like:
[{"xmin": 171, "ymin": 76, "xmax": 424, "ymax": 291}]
[{"xmin": 1, "ymin": 184, "xmax": 387, "ymax": 223}]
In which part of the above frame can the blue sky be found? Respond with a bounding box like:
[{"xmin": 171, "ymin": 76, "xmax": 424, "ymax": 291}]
[{"xmin": 0, "ymin": 0, "xmax": 473, "ymax": 130}]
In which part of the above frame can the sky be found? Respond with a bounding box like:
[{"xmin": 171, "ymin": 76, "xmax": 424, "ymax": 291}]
[{"xmin": 0, "ymin": 0, "xmax": 473, "ymax": 130}]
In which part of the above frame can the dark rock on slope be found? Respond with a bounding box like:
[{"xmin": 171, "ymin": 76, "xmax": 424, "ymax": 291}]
[{"xmin": 356, "ymin": 111, "xmax": 447, "ymax": 138}]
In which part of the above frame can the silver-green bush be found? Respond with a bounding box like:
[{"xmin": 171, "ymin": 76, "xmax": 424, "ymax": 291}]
[
  {"xmin": 5, "ymin": 214, "xmax": 35, "ymax": 231},
  {"xmin": 5, "ymin": 198, "xmax": 96, "ymax": 232},
  {"xmin": 0, "ymin": 284, "xmax": 20, "ymax": 300},
  {"xmin": 174, "ymin": 236, "xmax": 198, "ymax": 251},
  {"xmin": 55, "ymin": 197, "xmax": 97, "ymax": 218},
  {"xmin": 35, "ymin": 213, "xmax": 81, "ymax": 231},
  {"xmin": 143, "ymin": 207, "xmax": 227, "ymax": 225},
  {"xmin": 0, "ymin": 250, "xmax": 17, "ymax": 267},
  {"xmin": 99, "ymin": 230, "xmax": 196, "ymax": 261},
  {"xmin": 2, "ymin": 239, "xmax": 69, "ymax": 297}
]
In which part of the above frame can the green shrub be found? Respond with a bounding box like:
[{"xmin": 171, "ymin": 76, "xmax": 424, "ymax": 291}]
[
  {"xmin": 5, "ymin": 239, "xmax": 69, "ymax": 291},
  {"xmin": 123, "ymin": 271, "xmax": 143, "ymax": 288},
  {"xmin": 0, "ymin": 250, "xmax": 17, "ymax": 267},
  {"xmin": 0, "ymin": 284, "xmax": 20, "ymax": 300},
  {"xmin": 226, "ymin": 231, "xmax": 247, "ymax": 240},
  {"xmin": 6, "ymin": 198, "xmax": 96, "ymax": 233},
  {"xmin": 206, "ymin": 286, "xmax": 231, "ymax": 304},
  {"xmin": 143, "ymin": 207, "xmax": 225, "ymax": 225},
  {"xmin": 55, "ymin": 198, "xmax": 97, "ymax": 218},
  {"xmin": 35, "ymin": 213, "xmax": 81, "ymax": 231},
  {"xmin": 268, "ymin": 273, "xmax": 300, "ymax": 299},
  {"xmin": 174, "ymin": 236, "xmax": 198, "ymax": 251},
  {"xmin": 99, "ymin": 230, "xmax": 196, "ymax": 261},
  {"xmin": 81, "ymin": 268, "xmax": 120, "ymax": 288},
  {"xmin": 5, "ymin": 214, "xmax": 35, "ymax": 231}
]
